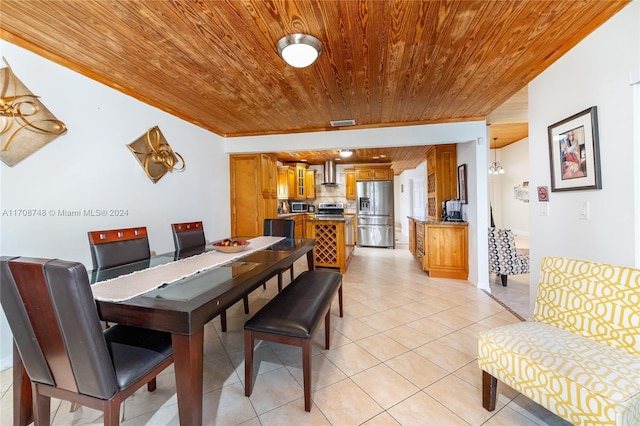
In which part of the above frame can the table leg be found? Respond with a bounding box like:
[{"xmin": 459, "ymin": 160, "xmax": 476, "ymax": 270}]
[
  {"xmin": 13, "ymin": 343, "xmax": 32, "ymax": 426},
  {"xmin": 171, "ymin": 329, "xmax": 204, "ymax": 426},
  {"xmin": 306, "ymin": 248, "xmax": 315, "ymax": 271}
]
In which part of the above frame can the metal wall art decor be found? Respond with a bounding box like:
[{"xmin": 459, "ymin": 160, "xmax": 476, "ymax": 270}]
[
  {"xmin": 127, "ymin": 126, "xmax": 185, "ymax": 183},
  {"xmin": 547, "ymin": 106, "xmax": 601, "ymax": 191},
  {"xmin": 0, "ymin": 58, "xmax": 68, "ymax": 166}
]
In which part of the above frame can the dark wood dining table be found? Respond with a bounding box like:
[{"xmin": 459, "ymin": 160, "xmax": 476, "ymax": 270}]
[{"xmin": 13, "ymin": 237, "xmax": 315, "ymax": 426}]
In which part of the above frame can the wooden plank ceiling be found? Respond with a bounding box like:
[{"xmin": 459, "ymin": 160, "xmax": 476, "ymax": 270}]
[{"xmin": 0, "ymin": 0, "xmax": 628, "ymax": 174}]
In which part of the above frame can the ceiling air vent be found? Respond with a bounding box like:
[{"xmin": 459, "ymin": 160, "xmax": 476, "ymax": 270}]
[{"xmin": 330, "ymin": 119, "xmax": 356, "ymax": 127}]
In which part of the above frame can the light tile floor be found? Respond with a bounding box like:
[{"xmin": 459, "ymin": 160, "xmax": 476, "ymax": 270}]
[
  {"xmin": 0, "ymin": 246, "xmax": 570, "ymax": 425},
  {"xmin": 488, "ymin": 273, "xmax": 531, "ymax": 320}
]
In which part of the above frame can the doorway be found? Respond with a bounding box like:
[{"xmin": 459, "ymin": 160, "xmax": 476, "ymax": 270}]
[{"xmin": 487, "ymin": 140, "xmax": 531, "ymax": 319}]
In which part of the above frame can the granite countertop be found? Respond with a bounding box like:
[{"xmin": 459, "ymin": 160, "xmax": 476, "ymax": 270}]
[
  {"xmin": 408, "ymin": 216, "xmax": 468, "ymax": 225},
  {"xmin": 277, "ymin": 212, "xmax": 310, "ymax": 218},
  {"xmin": 307, "ymin": 215, "xmax": 354, "ymax": 223}
]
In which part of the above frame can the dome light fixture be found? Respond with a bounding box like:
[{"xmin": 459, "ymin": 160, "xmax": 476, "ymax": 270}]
[
  {"xmin": 276, "ymin": 34, "xmax": 323, "ymax": 68},
  {"xmin": 339, "ymin": 149, "xmax": 353, "ymax": 158}
]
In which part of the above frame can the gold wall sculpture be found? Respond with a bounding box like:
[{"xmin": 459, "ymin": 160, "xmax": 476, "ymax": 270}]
[
  {"xmin": 0, "ymin": 58, "xmax": 68, "ymax": 167},
  {"xmin": 127, "ymin": 126, "xmax": 185, "ymax": 183}
]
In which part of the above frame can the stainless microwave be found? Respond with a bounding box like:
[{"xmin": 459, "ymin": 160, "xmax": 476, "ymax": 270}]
[{"xmin": 290, "ymin": 202, "xmax": 308, "ymax": 212}]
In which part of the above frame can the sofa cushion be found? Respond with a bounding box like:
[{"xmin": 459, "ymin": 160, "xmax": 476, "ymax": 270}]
[{"xmin": 479, "ymin": 322, "xmax": 640, "ymax": 403}]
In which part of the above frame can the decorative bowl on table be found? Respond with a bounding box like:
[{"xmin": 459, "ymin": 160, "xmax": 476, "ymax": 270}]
[{"xmin": 213, "ymin": 239, "xmax": 250, "ymax": 253}]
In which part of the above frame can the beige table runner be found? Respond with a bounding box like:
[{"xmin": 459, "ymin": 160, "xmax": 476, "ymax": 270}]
[{"xmin": 91, "ymin": 236, "xmax": 285, "ymax": 302}]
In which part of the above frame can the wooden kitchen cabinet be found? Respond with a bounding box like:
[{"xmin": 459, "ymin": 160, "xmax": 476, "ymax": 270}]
[
  {"xmin": 261, "ymin": 154, "xmax": 277, "ymax": 197},
  {"xmin": 277, "ymin": 166, "xmax": 296, "ymax": 200},
  {"xmin": 355, "ymin": 164, "xmax": 393, "ymax": 181},
  {"xmin": 408, "ymin": 217, "xmax": 416, "ymax": 256},
  {"xmin": 415, "ymin": 221, "xmax": 425, "ymax": 266},
  {"xmin": 305, "ymin": 169, "xmax": 316, "ymax": 200},
  {"xmin": 408, "ymin": 217, "xmax": 468, "ymax": 279},
  {"xmin": 426, "ymin": 144, "xmax": 457, "ymax": 221},
  {"xmin": 344, "ymin": 213, "xmax": 357, "ymax": 245},
  {"xmin": 292, "ymin": 214, "xmax": 305, "ymax": 238},
  {"xmin": 345, "ymin": 168, "xmax": 356, "ymax": 199},
  {"xmin": 293, "ymin": 163, "xmax": 307, "ymax": 199},
  {"xmin": 230, "ymin": 153, "xmax": 278, "ymax": 237},
  {"xmin": 285, "ymin": 163, "xmax": 315, "ymax": 200}
]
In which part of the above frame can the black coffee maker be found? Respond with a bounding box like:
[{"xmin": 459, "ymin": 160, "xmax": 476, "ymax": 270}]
[{"xmin": 442, "ymin": 199, "xmax": 462, "ymax": 221}]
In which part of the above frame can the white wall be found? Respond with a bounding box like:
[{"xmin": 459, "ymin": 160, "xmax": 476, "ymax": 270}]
[
  {"xmin": 0, "ymin": 42, "xmax": 231, "ymax": 369},
  {"xmin": 396, "ymin": 161, "xmax": 426, "ymax": 237},
  {"xmin": 457, "ymin": 139, "xmax": 487, "ymax": 289},
  {"xmin": 223, "ymin": 122, "xmax": 486, "ymax": 152},
  {"xmin": 528, "ymin": 2, "xmax": 639, "ymax": 309}
]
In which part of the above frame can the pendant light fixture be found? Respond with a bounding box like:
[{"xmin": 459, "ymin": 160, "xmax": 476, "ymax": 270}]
[
  {"xmin": 489, "ymin": 138, "xmax": 505, "ymax": 174},
  {"xmin": 276, "ymin": 34, "xmax": 323, "ymax": 68}
]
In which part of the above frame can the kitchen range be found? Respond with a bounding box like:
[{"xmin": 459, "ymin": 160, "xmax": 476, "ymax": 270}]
[
  {"xmin": 356, "ymin": 180, "xmax": 394, "ymax": 248},
  {"xmin": 315, "ymin": 202, "xmax": 345, "ymax": 220}
]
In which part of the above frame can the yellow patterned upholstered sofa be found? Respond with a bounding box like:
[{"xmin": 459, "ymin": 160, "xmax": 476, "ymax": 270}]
[{"xmin": 478, "ymin": 256, "xmax": 640, "ymax": 425}]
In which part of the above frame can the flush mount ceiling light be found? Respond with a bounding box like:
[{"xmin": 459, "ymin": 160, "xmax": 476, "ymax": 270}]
[
  {"xmin": 330, "ymin": 119, "xmax": 356, "ymax": 127},
  {"xmin": 276, "ymin": 34, "xmax": 322, "ymax": 68},
  {"xmin": 339, "ymin": 149, "xmax": 353, "ymax": 158}
]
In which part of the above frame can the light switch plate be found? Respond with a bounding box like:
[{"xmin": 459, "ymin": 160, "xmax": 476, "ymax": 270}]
[
  {"xmin": 579, "ymin": 202, "xmax": 590, "ymax": 220},
  {"xmin": 539, "ymin": 203, "xmax": 548, "ymax": 216}
]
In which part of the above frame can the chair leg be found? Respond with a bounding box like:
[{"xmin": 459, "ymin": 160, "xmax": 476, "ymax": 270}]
[
  {"xmin": 277, "ymin": 272, "xmax": 283, "ymax": 292},
  {"xmin": 290, "ymin": 265, "xmax": 294, "ymax": 281},
  {"xmin": 146, "ymin": 378, "xmax": 157, "ymax": 392},
  {"xmin": 302, "ymin": 339, "xmax": 312, "ymax": 412},
  {"xmin": 220, "ymin": 310, "xmax": 227, "ymax": 332},
  {"xmin": 500, "ymin": 275, "xmax": 508, "ymax": 286},
  {"xmin": 244, "ymin": 296, "xmax": 250, "ymax": 314},
  {"xmin": 244, "ymin": 331, "xmax": 254, "ymax": 397},
  {"xmin": 324, "ymin": 308, "xmax": 331, "ymax": 349},
  {"xmin": 482, "ymin": 370, "xmax": 497, "ymax": 411},
  {"xmin": 32, "ymin": 383, "xmax": 51, "ymax": 426},
  {"xmin": 104, "ymin": 399, "xmax": 120, "ymax": 426}
]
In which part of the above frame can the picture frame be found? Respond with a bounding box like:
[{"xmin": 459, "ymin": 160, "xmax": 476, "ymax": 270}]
[
  {"xmin": 547, "ymin": 106, "xmax": 601, "ymax": 191},
  {"xmin": 457, "ymin": 164, "xmax": 467, "ymax": 204}
]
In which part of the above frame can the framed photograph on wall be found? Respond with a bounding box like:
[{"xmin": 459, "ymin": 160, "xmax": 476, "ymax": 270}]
[
  {"xmin": 547, "ymin": 106, "xmax": 602, "ymax": 191},
  {"xmin": 457, "ymin": 164, "xmax": 467, "ymax": 204}
]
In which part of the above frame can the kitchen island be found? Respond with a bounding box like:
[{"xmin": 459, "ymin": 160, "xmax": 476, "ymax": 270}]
[
  {"xmin": 305, "ymin": 215, "xmax": 355, "ymax": 273},
  {"xmin": 408, "ymin": 216, "xmax": 468, "ymax": 279},
  {"xmin": 277, "ymin": 212, "xmax": 308, "ymax": 238}
]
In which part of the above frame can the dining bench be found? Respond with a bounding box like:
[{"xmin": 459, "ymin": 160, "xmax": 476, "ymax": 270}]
[{"xmin": 244, "ymin": 270, "xmax": 343, "ymax": 412}]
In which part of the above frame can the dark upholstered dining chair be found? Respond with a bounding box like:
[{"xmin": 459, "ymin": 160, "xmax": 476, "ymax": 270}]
[
  {"xmin": 171, "ymin": 221, "xmax": 206, "ymax": 252},
  {"xmin": 263, "ymin": 218, "xmax": 296, "ymax": 292},
  {"xmin": 0, "ymin": 256, "xmax": 174, "ymax": 426},
  {"xmin": 88, "ymin": 227, "xmax": 151, "ymax": 270}
]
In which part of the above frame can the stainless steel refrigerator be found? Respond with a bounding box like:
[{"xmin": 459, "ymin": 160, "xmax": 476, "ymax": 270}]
[{"xmin": 356, "ymin": 180, "xmax": 395, "ymax": 248}]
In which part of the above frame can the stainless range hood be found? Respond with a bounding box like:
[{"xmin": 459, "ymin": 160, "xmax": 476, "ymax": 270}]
[{"xmin": 322, "ymin": 160, "xmax": 337, "ymax": 185}]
